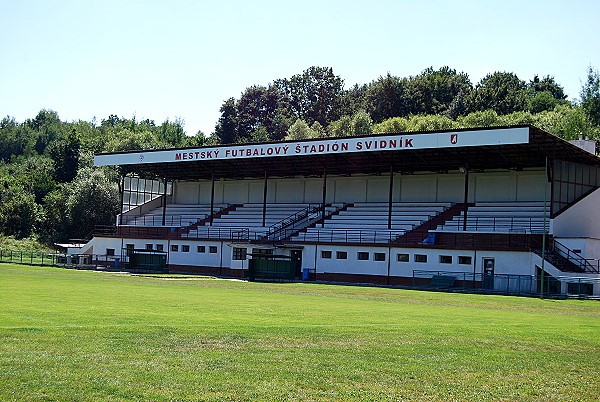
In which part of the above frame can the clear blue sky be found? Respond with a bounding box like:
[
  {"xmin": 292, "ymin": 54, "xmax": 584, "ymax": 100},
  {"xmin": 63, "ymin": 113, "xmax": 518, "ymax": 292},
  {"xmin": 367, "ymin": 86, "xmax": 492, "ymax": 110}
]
[{"xmin": 1, "ymin": 0, "xmax": 598, "ymax": 136}]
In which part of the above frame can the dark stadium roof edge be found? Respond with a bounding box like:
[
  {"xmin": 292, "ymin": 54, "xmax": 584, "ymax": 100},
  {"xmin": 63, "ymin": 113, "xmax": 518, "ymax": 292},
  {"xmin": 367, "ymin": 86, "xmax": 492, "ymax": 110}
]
[{"xmin": 94, "ymin": 125, "xmax": 600, "ymax": 180}]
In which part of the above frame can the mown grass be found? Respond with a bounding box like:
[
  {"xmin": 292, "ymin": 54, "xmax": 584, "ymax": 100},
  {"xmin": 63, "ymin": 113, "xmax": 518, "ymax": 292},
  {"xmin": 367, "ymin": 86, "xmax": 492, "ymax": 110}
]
[{"xmin": 1, "ymin": 264, "xmax": 598, "ymax": 401}]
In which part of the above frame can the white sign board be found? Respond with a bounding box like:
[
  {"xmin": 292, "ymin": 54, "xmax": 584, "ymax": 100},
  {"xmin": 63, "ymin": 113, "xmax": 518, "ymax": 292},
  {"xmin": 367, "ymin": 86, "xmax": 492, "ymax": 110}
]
[{"xmin": 94, "ymin": 127, "xmax": 530, "ymax": 166}]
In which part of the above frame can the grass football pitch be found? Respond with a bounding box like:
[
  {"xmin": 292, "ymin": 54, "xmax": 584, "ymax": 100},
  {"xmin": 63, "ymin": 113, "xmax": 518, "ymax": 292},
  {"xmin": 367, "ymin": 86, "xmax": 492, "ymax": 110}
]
[{"xmin": 0, "ymin": 263, "xmax": 598, "ymax": 400}]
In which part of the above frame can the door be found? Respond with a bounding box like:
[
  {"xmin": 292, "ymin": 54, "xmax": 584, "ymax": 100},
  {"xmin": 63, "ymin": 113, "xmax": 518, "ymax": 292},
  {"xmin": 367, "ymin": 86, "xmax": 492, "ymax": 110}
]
[
  {"xmin": 290, "ymin": 250, "xmax": 303, "ymax": 278},
  {"xmin": 483, "ymin": 258, "xmax": 495, "ymax": 289}
]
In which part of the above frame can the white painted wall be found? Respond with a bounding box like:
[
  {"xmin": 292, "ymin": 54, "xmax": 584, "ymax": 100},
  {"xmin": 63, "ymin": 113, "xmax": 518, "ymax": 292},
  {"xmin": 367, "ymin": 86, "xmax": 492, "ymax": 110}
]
[
  {"xmin": 300, "ymin": 244, "xmax": 536, "ymax": 277},
  {"xmin": 175, "ymin": 182, "xmax": 199, "ymax": 204},
  {"xmin": 172, "ymin": 169, "xmax": 546, "ymax": 206},
  {"xmin": 553, "ymin": 187, "xmax": 600, "ymax": 239},
  {"xmin": 554, "ymin": 237, "xmax": 600, "ymax": 260}
]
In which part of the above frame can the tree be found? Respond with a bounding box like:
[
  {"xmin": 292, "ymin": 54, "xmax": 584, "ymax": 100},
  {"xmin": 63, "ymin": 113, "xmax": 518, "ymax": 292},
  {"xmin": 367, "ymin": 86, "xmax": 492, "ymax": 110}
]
[
  {"xmin": 0, "ymin": 116, "xmax": 33, "ymax": 161},
  {"xmin": 580, "ymin": 66, "xmax": 600, "ymax": 127},
  {"xmin": 43, "ymin": 168, "xmax": 120, "ymax": 242},
  {"xmin": 363, "ymin": 74, "xmax": 409, "ymax": 123},
  {"xmin": 350, "ymin": 110, "xmax": 373, "ymax": 136},
  {"xmin": 275, "ymin": 66, "xmax": 345, "ymax": 126},
  {"xmin": 284, "ymin": 119, "xmax": 316, "ymax": 141},
  {"xmin": 528, "ymin": 75, "xmax": 567, "ymax": 100},
  {"xmin": 534, "ymin": 104, "xmax": 597, "ymax": 140},
  {"xmin": 405, "ymin": 66, "xmax": 472, "ymax": 118},
  {"xmin": 48, "ymin": 128, "xmax": 80, "ymax": 183},
  {"xmin": 466, "ymin": 72, "xmax": 528, "ymax": 115},
  {"xmin": 13, "ymin": 155, "xmax": 56, "ymax": 203},
  {"xmin": 456, "ymin": 110, "xmax": 501, "ymax": 128},
  {"xmin": 405, "ymin": 114, "xmax": 457, "ymax": 132},
  {"xmin": 158, "ymin": 118, "xmax": 186, "ymax": 146},
  {"xmin": 214, "ymin": 98, "xmax": 239, "ymax": 144},
  {"xmin": 67, "ymin": 168, "xmax": 120, "ymax": 240},
  {"xmin": 372, "ymin": 117, "xmax": 410, "ymax": 134},
  {"xmin": 0, "ymin": 178, "xmax": 40, "ymax": 239}
]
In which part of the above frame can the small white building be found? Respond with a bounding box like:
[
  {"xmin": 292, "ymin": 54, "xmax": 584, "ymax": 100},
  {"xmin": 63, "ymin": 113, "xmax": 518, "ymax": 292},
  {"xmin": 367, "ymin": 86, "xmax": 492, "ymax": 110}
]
[{"xmin": 84, "ymin": 125, "xmax": 600, "ymax": 296}]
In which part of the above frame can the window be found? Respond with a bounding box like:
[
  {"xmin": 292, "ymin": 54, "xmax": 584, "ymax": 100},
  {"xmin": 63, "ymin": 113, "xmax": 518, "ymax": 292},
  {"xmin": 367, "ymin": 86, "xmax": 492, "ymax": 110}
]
[
  {"xmin": 171, "ymin": 245, "xmax": 179, "ymax": 252},
  {"xmin": 374, "ymin": 252, "xmax": 386, "ymax": 261},
  {"xmin": 336, "ymin": 251, "xmax": 347, "ymax": 259},
  {"xmin": 125, "ymin": 244, "xmax": 134, "ymax": 256},
  {"xmin": 321, "ymin": 250, "xmax": 332, "ymax": 259},
  {"xmin": 182, "ymin": 245, "xmax": 190, "ymax": 252},
  {"xmin": 197, "ymin": 245, "xmax": 205, "ymax": 253},
  {"xmin": 145, "ymin": 244, "xmax": 153, "ymax": 250},
  {"xmin": 415, "ymin": 254, "xmax": 427, "ymax": 263},
  {"xmin": 233, "ymin": 248, "xmax": 247, "ymax": 260},
  {"xmin": 106, "ymin": 248, "xmax": 115, "ymax": 256},
  {"xmin": 440, "ymin": 255, "xmax": 452, "ymax": 264},
  {"xmin": 397, "ymin": 253, "xmax": 409, "ymax": 262},
  {"xmin": 458, "ymin": 256, "xmax": 472, "ymax": 265},
  {"xmin": 209, "ymin": 246, "xmax": 218, "ymax": 254},
  {"xmin": 357, "ymin": 252, "xmax": 369, "ymax": 260},
  {"xmin": 573, "ymin": 249, "xmax": 582, "ymax": 254},
  {"xmin": 156, "ymin": 244, "xmax": 164, "ymax": 252}
]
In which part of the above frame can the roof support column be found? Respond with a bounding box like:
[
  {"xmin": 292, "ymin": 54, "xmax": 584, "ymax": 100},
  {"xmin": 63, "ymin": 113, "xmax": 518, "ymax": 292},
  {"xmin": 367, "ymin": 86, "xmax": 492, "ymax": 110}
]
[
  {"xmin": 462, "ymin": 166, "xmax": 469, "ymax": 231},
  {"xmin": 388, "ymin": 165, "xmax": 394, "ymax": 230},
  {"xmin": 162, "ymin": 176, "xmax": 168, "ymax": 226},
  {"xmin": 210, "ymin": 173, "xmax": 215, "ymax": 226},
  {"xmin": 118, "ymin": 175, "xmax": 125, "ymax": 226},
  {"xmin": 321, "ymin": 168, "xmax": 327, "ymax": 228},
  {"xmin": 262, "ymin": 170, "xmax": 268, "ymax": 227}
]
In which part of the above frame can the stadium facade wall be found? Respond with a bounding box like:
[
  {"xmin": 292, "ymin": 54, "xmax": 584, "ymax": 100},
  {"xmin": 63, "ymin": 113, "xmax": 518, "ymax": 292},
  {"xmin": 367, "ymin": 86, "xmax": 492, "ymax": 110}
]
[{"xmin": 172, "ymin": 168, "xmax": 547, "ymax": 205}]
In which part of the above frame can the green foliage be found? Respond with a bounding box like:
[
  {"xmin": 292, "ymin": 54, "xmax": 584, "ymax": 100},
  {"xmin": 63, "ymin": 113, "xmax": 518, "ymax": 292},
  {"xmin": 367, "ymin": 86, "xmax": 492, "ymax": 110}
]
[
  {"xmin": 466, "ymin": 72, "xmax": 528, "ymax": 115},
  {"xmin": 0, "ymin": 235, "xmax": 53, "ymax": 251},
  {"xmin": 581, "ymin": 66, "xmax": 600, "ymax": 126},
  {"xmin": 372, "ymin": 116, "xmax": 410, "ymax": 134},
  {"xmin": 48, "ymin": 128, "xmax": 81, "ymax": 183},
  {"xmin": 11, "ymin": 155, "xmax": 57, "ymax": 203},
  {"xmin": 214, "ymin": 98, "xmax": 239, "ymax": 144},
  {"xmin": 275, "ymin": 66, "xmax": 344, "ymax": 126},
  {"xmin": 42, "ymin": 168, "xmax": 120, "ymax": 242},
  {"xmin": 0, "ymin": 181, "xmax": 40, "ymax": 239},
  {"xmin": 527, "ymin": 91, "xmax": 561, "ymax": 113},
  {"xmin": 158, "ymin": 118, "xmax": 187, "ymax": 146},
  {"xmin": 534, "ymin": 104, "xmax": 597, "ymax": 140},
  {"xmin": 456, "ymin": 109, "xmax": 502, "ymax": 127},
  {"xmin": 350, "ymin": 109, "xmax": 373, "ymax": 136},
  {"xmin": 327, "ymin": 115, "xmax": 353, "ymax": 137},
  {"xmin": 363, "ymin": 74, "xmax": 409, "ymax": 123},
  {"xmin": 284, "ymin": 119, "xmax": 316, "ymax": 141},
  {"xmin": 249, "ymin": 125, "xmax": 272, "ymax": 143},
  {"xmin": 528, "ymin": 75, "xmax": 567, "ymax": 100},
  {"xmin": 407, "ymin": 66, "xmax": 472, "ymax": 118},
  {"xmin": 310, "ymin": 121, "xmax": 327, "ymax": 138}
]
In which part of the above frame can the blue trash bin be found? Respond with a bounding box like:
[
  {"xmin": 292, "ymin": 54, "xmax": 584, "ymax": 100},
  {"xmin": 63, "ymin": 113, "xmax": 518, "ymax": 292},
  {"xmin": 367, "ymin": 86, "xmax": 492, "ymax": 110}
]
[{"xmin": 302, "ymin": 268, "xmax": 309, "ymax": 281}]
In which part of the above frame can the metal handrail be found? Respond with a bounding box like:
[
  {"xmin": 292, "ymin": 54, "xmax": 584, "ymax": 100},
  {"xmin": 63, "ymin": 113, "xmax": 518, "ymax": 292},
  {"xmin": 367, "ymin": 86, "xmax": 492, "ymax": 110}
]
[
  {"xmin": 292, "ymin": 228, "xmax": 406, "ymax": 243},
  {"xmin": 552, "ymin": 240, "xmax": 599, "ymax": 273},
  {"xmin": 441, "ymin": 216, "xmax": 548, "ymax": 232},
  {"xmin": 266, "ymin": 204, "xmax": 322, "ymax": 235},
  {"xmin": 184, "ymin": 227, "xmax": 251, "ymax": 241},
  {"xmin": 121, "ymin": 213, "xmax": 209, "ymax": 227}
]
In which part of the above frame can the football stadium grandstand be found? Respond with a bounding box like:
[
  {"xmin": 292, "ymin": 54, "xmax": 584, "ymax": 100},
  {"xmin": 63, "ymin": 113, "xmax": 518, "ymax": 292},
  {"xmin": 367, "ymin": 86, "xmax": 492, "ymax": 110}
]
[{"xmin": 81, "ymin": 125, "xmax": 600, "ymax": 297}]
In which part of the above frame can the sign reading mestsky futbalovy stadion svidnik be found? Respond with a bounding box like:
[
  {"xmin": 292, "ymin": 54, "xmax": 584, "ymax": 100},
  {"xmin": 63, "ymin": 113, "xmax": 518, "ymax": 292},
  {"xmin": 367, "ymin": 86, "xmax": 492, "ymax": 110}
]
[{"xmin": 94, "ymin": 127, "xmax": 530, "ymax": 167}]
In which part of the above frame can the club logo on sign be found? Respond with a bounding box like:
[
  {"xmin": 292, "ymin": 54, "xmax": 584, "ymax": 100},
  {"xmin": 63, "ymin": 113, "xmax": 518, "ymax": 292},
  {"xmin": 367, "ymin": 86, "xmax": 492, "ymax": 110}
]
[{"xmin": 450, "ymin": 134, "xmax": 458, "ymax": 144}]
